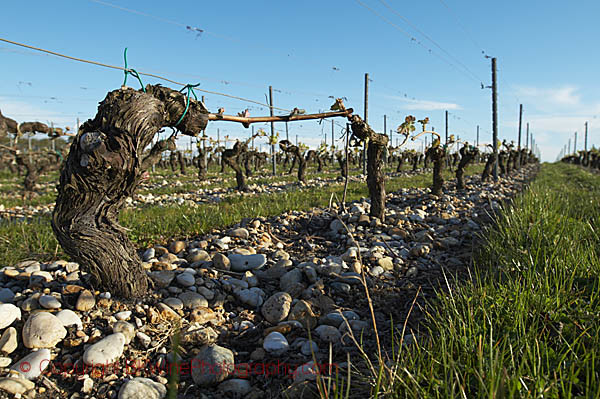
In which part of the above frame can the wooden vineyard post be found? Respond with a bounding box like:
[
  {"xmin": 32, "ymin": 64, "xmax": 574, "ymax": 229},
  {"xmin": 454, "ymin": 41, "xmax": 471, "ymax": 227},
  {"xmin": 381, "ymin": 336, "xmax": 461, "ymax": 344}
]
[
  {"xmin": 363, "ymin": 73, "xmax": 369, "ymax": 175},
  {"xmin": 445, "ymin": 110, "xmax": 448, "ymax": 144},
  {"xmin": 342, "ymin": 122, "xmax": 350, "ymax": 210},
  {"xmin": 585, "ymin": 122, "xmax": 588, "ymax": 152},
  {"xmin": 269, "ymin": 85, "xmax": 276, "ymax": 175},
  {"xmin": 518, "ymin": 104, "xmax": 523, "ymax": 150},
  {"xmin": 491, "ymin": 57, "xmax": 499, "ymax": 182},
  {"xmin": 331, "ymin": 119, "xmax": 335, "ymax": 156},
  {"xmin": 383, "ymin": 115, "xmax": 387, "ymax": 165}
]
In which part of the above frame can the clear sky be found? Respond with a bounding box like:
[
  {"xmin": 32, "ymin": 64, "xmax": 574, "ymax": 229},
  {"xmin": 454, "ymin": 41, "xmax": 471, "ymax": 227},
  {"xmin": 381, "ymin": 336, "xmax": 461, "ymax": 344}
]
[{"xmin": 2, "ymin": 0, "xmax": 599, "ymax": 161}]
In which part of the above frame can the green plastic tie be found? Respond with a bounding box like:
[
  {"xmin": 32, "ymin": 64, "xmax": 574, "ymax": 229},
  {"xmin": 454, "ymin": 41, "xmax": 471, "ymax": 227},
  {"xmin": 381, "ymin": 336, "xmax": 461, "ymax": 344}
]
[
  {"xmin": 174, "ymin": 83, "xmax": 200, "ymax": 126},
  {"xmin": 122, "ymin": 48, "xmax": 146, "ymax": 92}
]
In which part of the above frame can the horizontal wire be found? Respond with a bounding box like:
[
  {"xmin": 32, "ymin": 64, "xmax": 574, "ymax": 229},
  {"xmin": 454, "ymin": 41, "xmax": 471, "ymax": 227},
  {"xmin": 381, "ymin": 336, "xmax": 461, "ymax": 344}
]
[{"xmin": 0, "ymin": 37, "xmax": 293, "ymax": 113}]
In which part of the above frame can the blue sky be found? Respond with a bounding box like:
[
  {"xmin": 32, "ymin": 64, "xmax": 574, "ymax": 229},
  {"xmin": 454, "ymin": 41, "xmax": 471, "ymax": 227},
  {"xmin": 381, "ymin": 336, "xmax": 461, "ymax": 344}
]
[{"xmin": 2, "ymin": 0, "xmax": 599, "ymax": 161}]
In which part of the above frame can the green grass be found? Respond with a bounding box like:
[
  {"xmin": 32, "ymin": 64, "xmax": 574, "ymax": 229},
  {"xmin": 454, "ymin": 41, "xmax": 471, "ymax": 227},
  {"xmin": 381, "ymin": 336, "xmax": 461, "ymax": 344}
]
[
  {"xmin": 373, "ymin": 163, "xmax": 600, "ymax": 398},
  {"xmin": 0, "ymin": 163, "xmax": 483, "ymax": 264}
]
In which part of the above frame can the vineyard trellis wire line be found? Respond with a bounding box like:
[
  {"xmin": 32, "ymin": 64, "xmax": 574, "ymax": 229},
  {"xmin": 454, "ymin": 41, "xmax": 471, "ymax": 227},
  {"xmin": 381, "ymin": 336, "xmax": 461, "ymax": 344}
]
[
  {"xmin": 354, "ymin": 0, "xmax": 483, "ymax": 86},
  {"xmin": 376, "ymin": 0, "xmax": 485, "ymax": 84},
  {"xmin": 436, "ymin": 0, "xmax": 486, "ymax": 56},
  {"xmin": 0, "ymin": 37, "xmax": 294, "ymax": 114},
  {"xmin": 0, "ymin": 39, "xmax": 439, "ymax": 150}
]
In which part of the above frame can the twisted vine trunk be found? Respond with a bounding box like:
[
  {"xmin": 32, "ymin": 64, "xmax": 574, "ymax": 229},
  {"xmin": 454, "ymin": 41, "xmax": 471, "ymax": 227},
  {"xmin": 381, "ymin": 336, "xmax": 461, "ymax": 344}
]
[
  {"xmin": 223, "ymin": 144, "xmax": 248, "ymax": 191},
  {"xmin": 52, "ymin": 85, "xmax": 208, "ymax": 298},
  {"xmin": 411, "ymin": 154, "xmax": 419, "ymax": 172},
  {"xmin": 426, "ymin": 146, "xmax": 445, "ymax": 196},
  {"xmin": 287, "ymin": 155, "xmax": 297, "ymax": 175},
  {"xmin": 279, "ymin": 140, "xmax": 306, "ymax": 184},
  {"xmin": 316, "ymin": 154, "xmax": 323, "ymax": 172},
  {"xmin": 223, "ymin": 154, "xmax": 246, "ymax": 190},
  {"xmin": 178, "ymin": 151, "xmax": 186, "ymax": 175},
  {"xmin": 455, "ymin": 146, "xmax": 478, "ymax": 190},
  {"xmin": 336, "ymin": 153, "xmax": 347, "ymax": 178},
  {"xmin": 481, "ymin": 153, "xmax": 495, "ymax": 182},
  {"xmin": 349, "ymin": 115, "xmax": 388, "ymax": 220},
  {"xmin": 498, "ymin": 152, "xmax": 507, "ymax": 176},
  {"xmin": 396, "ymin": 154, "xmax": 404, "ymax": 172},
  {"xmin": 244, "ymin": 151, "xmax": 254, "ymax": 177},
  {"xmin": 196, "ymin": 150, "xmax": 207, "ymax": 180}
]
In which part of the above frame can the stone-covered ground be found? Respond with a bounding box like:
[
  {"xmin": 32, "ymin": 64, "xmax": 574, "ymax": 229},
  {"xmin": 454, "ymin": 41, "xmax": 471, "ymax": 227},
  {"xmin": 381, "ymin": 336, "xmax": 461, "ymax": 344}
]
[{"xmin": 0, "ymin": 165, "xmax": 537, "ymax": 398}]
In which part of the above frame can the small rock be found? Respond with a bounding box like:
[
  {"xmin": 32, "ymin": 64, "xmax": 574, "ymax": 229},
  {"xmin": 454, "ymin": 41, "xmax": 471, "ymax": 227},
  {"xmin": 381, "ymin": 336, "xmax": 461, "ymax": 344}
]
[
  {"xmin": 176, "ymin": 272, "xmax": 195, "ymax": 287},
  {"xmin": 118, "ymin": 377, "xmax": 167, "ymax": 399},
  {"xmin": 150, "ymin": 271, "xmax": 175, "ymax": 288},
  {"xmin": 410, "ymin": 244, "xmax": 430, "ymax": 258},
  {"xmin": 288, "ymin": 300, "xmax": 317, "ymax": 330},
  {"xmin": 83, "ymin": 333, "xmax": 126, "ymax": 365},
  {"xmin": 300, "ymin": 340, "xmax": 319, "ymax": 356},
  {"xmin": 250, "ymin": 348, "xmax": 265, "ymax": 361},
  {"xmin": 197, "ymin": 286, "xmax": 215, "ymax": 300},
  {"xmin": 0, "ymin": 377, "xmax": 35, "ymax": 395},
  {"xmin": 189, "ymin": 307, "xmax": 217, "ymax": 324},
  {"xmin": 169, "ymin": 240, "xmax": 186, "ymax": 254},
  {"xmin": 113, "ymin": 321, "xmax": 135, "ymax": 344},
  {"xmin": 181, "ymin": 324, "xmax": 218, "ymax": 345},
  {"xmin": 136, "ymin": 332, "xmax": 151, "ymax": 348},
  {"xmin": 228, "ymin": 254, "xmax": 267, "ymax": 272},
  {"xmin": 280, "ymin": 268, "xmax": 304, "ymax": 293},
  {"xmin": 314, "ymin": 325, "xmax": 341, "ymax": 343},
  {"xmin": 29, "ymin": 271, "xmax": 53, "ymax": 285},
  {"xmin": 261, "ymin": 292, "xmax": 292, "ymax": 324},
  {"xmin": 330, "ymin": 282, "xmax": 351, "ymax": 293},
  {"xmin": 142, "ymin": 248, "xmax": 155, "ymax": 262},
  {"xmin": 341, "ymin": 248, "xmax": 359, "ymax": 262},
  {"xmin": 178, "ymin": 292, "xmax": 208, "ymax": 309},
  {"xmin": 0, "ymin": 304, "xmax": 21, "ymax": 330},
  {"xmin": 377, "ymin": 257, "xmax": 394, "ymax": 271},
  {"xmin": 228, "ymin": 228, "xmax": 250, "ymax": 239},
  {"xmin": 292, "ymin": 361, "xmax": 320, "ymax": 383},
  {"xmin": 212, "ymin": 253, "xmax": 230, "ymax": 270},
  {"xmin": 263, "ymin": 331, "xmax": 289, "ymax": 356},
  {"xmin": 76, "ymin": 290, "xmax": 96, "ymax": 312},
  {"xmin": 0, "ymin": 327, "xmax": 18, "ymax": 354},
  {"xmin": 191, "ymin": 345, "xmax": 234, "ymax": 386},
  {"xmin": 187, "ymin": 248, "xmax": 210, "ymax": 263},
  {"xmin": 156, "ymin": 303, "xmax": 181, "ymax": 321},
  {"xmin": 0, "ymin": 288, "xmax": 15, "ymax": 303},
  {"xmin": 358, "ymin": 214, "xmax": 370, "ymax": 226},
  {"xmin": 370, "ymin": 266, "xmax": 384, "ymax": 277},
  {"xmin": 11, "ymin": 348, "xmax": 52, "ymax": 380},
  {"xmin": 56, "ymin": 309, "xmax": 83, "ymax": 330},
  {"xmin": 163, "ymin": 297, "xmax": 184, "ymax": 310},
  {"xmin": 237, "ymin": 288, "xmax": 264, "ymax": 308},
  {"xmin": 405, "ymin": 266, "xmax": 418, "ymax": 278},
  {"xmin": 115, "ymin": 310, "xmax": 132, "ymax": 321},
  {"xmin": 329, "ymin": 219, "xmax": 344, "ymax": 234},
  {"xmin": 20, "ymin": 297, "xmax": 39, "ymax": 312},
  {"xmin": 82, "ymin": 377, "xmax": 94, "ymax": 394},
  {"xmin": 439, "ymin": 236, "xmax": 460, "ymax": 247},
  {"xmin": 218, "ymin": 378, "xmax": 252, "ymax": 397},
  {"xmin": 22, "ymin": 312, "xmax": 66, "ymax": 348}
]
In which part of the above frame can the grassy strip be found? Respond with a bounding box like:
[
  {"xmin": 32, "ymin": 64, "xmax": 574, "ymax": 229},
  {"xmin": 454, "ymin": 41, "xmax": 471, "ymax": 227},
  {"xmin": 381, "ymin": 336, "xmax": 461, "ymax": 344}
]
[
  {"xmin": 0, "ymin": 164, "xmax": 482, "ymax": 264},
  {"xmin": 378, "ymin": 163, "xmax": 600, "ymax": 398}
]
